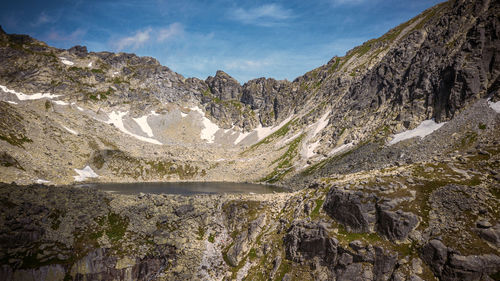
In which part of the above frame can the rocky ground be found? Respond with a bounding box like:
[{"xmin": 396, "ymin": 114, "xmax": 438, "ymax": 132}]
[{"xmin": 0, "ymin": 138, "xmax": 499, "ymax": 280}]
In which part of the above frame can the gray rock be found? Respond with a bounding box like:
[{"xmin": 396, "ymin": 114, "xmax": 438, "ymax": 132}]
[
  {"xmin": 376, "ymin": 207, "xmax": 418, "ymax": 241},
  {"xmin": 421, "ymin": 239, "xmax": 500, "ymax": 281},
  {"xmin": 477, "ymin": 224, "xmax": 500, "ymax": 247},
  {"xmin": 226, "ymin": 214, "xmax": 266, "ymax": 267},
  {"xmin": 323, "ymin": 189, "xmax": 376, "ymax": 233},
  {"xmin": 284, "ymin": 221, "xmax": 338, "ymax": 265}
]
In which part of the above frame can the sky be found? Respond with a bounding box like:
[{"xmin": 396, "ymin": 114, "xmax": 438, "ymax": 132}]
[{"xmin": 2, "ymin": 0, "xmax": 443, "ymax": 83}]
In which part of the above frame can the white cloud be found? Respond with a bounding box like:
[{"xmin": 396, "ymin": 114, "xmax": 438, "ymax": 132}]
[
  {"xmin": 158, "ymin": 23, "xmax": 183, "ymax": 41},
  {"xmin": 114, "ymin": 27, "xmax": 152, "ymax": 51},
  {"xmin": 231, "ymin": 4, "xmax": 293, "ymax": 26},
  {"xmin": 46, "ymin": 28, "xmax": 86, "ymax": 43},
  {"xmin": 113, "ymin": 23, "xmax": 183, "ymax": 51},
  {"xmin": 34, "ymin": 11, "xmax": 53, "ymax": 25}
]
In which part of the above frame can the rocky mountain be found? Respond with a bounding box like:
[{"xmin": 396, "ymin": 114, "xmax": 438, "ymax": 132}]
[{"xmin": 0, "ymin": 0, "xmax": 500, "ymax": 280}]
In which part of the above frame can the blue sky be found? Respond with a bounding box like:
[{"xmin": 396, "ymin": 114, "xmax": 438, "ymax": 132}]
[{"xmin": 2, "ymin": 0, "xmax": 443, "ymax": 83}]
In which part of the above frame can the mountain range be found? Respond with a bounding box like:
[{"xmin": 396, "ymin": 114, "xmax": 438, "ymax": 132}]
[{"xmin": 0, "ymin": 0, "xmax": 499, "ymax": 280}]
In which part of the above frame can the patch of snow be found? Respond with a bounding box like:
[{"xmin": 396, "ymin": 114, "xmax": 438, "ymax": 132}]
[
  {"xmin": 190, "ymin": 106, "xmax": 220, "ymax": 143},
  {"xmin": 388, "ymin": 120, "xmax": 446, "ymax": 145},
  {"xmin": 0, "ymin": 85, "xmax": 61, "ymax": 100},
  {"xmin": 62, "ymin": 125, "xmax": 78, "ymax": 135},
  {"xmin": 132, "ymin": 114, "xmax": 154, "ymax": 137},
  {"xmin": 330, "ymin": 142, "xmax": 354, "ymax": 156},
  {"xmin": 36, "ymin": 179, "xmax": 50, "ymax": 184},
  {"xmin": 276, "ymin": 132, "xmax": 302, "ymax": 147},
  {"xmin": 73, "ymin": 166, "xmax": 99, "ymax": 182},
  {"xmin": 305, "ymin": 140, "xmax": 321, "ymax": 158},
  {"xmin": 106, "ymin": 111, "xmax": 162, "ymax": 145},
  {"xmin": 180, "ymin": 112, "xmax": 187, "ymax": 118},
  {"xmin": 87, "ymin": 61, "xmax": 93, "ymax": 67},
  {"xmin": 53, "ymin": 100, "xmax": 69, "ymax": 106},
  {"xmin": 59, "ymin": 57, "xmax": 74, "ymax": 66},
  {"xmin": 488, "ymin": 99, "xmax": 500, "ymax": 113},
  {"xmin": 255, "ymin": 116, "xmax": 293, "ymax": 140},
  {"xmin": 6, "ymin": 101, "xmax": 18, "ymax": 105},
  {"xmin": 234, "ymin": 116, "xmax": 293, "ymax": 145},
  {"xmin": 311, "ymin": 111, "xmax": 330, "ymax": 138}
]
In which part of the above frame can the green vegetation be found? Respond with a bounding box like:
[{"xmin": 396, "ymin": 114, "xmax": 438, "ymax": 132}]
[
  {"xmin": 244, "ymin": 119, "xmax": 297, "ymax": 153},
  {"xmin": 91, "ymin": 68, "xmax": 104, "ymax": 74},
  {"xmin": 45, "ymin": 100, "xmax": 51, "ymax": 111},
  {"xmin": 328, "ymin": 57, "xmax": 341, "ymax": 73},
  {"xmin": 48, "ymin": 209, "xmax": 63, "ymax": 230},
  {"xmin": 197, "ymin": 225, "xmax": 206, "ymax": 240},
  {"xmin": 260, "ymin": 134, "xmax": 304, "ymax": 183},
  {"xmin": 309, "ymin": 199, "xmax": 324, "ymax": 219},
  {"xmin": 0, "ymin": 133, "xmax": 33, "ymax": 148},
  {"xmin": 208, "ymin": 233, "xmax": 215, "ymax": 243},
  {"xmin": 106, "ymin": 212, "xmax": 129, "ymax": 242},
  {"xmin": 478, "ymin": 123, "xmax": 486, "ymax": 130}
]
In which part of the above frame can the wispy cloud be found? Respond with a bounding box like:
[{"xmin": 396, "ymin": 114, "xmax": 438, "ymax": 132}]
[
  {"xmin": 158, "ymin": 23, "xmax": 183, "ymax": 42},
  {"xmin": 113, "ymin": 23, "xmax": 183, "ymax": 51},
  {"xmin": 33, "ymin": 11, "xmax": 54, "ymax": 26},
  {"xmin": 230, "ymin": 4, "xmax": 294, "ymax": 26},
  {"xmin": 114, "ymin": 27, "xmax": 152, "ymax": 51},
  {"xmin": 46, "ymin": 28, "xmax": 86, "ymax": 42}
]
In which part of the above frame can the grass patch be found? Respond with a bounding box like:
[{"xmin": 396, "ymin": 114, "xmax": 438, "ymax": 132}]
[
  {"xmin": 208, "ymin": 233, "xmax": 215, "ymax": 243},
  {"xmin": 0, "ymin": 133, "xmax": 32, "ymax": 148},
  {"xmin": 197, "ymin": 225, "xmax": 206, "ymax": 240},
  {"xmin": 105, "ymin": 212, "xmax": 129, "ymax": 242},
  {"xmin": 260, "ymin": 134, "xmax": 304, "ymax": 183},
  {"xmin": 244, "ymin": 119, "xmax": 297, "ymax": 153},
  {"xmin": 309, "ymin": 199, "xmax": 324, "ymax": 220}
]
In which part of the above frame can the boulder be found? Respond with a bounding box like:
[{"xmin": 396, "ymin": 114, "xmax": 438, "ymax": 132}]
[
  {"xmin": 323, "ymin": 189, "xmax": 376, "ymax": 233},
  {"xmin": 226, "ymin": 214, "xmax": 266, "ymax": 267},
  {"xmin": 421, "ymin": 239, "xmax": 500, "ymax": 281},
  {"xmin": 284, "ymin": 221, "xmax": 338, "ymax": 265},
  {"xmin": 376, "ymin": 207, "xmax": 418, "ymax": 241}
]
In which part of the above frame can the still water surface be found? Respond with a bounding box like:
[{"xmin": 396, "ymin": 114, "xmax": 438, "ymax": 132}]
[{"xmin": 78, "ymin": 182, "xmax": 284, "ymax": 195}]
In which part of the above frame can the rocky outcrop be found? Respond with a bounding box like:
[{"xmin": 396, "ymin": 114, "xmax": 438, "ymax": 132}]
[
  {"xmin": 376, "ymin": 206, "xmax": 418, "ymax": 242},
  {"xmin": 226, "ymin": 214, "xmax": 267, "ymax": 266},
  {"xmin": 421, "ymin": 239, "xmax": 500, "ymax": 281},
  {"xmin": 284, "ymin": 221, "xmax": 338, "ymax": 265},
  {"xmin": 347, "ymin": 0, "xmax": 499, "ymax": 123},
  {"xmin": 322, "ymin": 189, "xmax": 377, "ymax": 233},
  {"xmin": 205, "ymin": 70, "xmax": 242, "ymax": 101},
  {"xmin": 323, "ymin": 188, "xmax": 418, "ymax": 242},
  {"xmin": 283, "ymin": 221, "xmax": 400, "ymax": 280}
]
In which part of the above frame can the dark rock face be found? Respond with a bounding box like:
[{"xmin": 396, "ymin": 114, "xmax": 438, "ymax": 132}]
[
  {"xmin": 323, "ymin": 188, "xmax": 418, "ymax": 242},
  {"xmin": 226, "ymin": 214, "xmax": 267, "ymax": 266},
  {"xmin": 205, "ymin": 70, "xmax": 242, "ymax": 101},
  {"xmin": 347, "ymin": 0, "xmax": 500, "ymax": 123},
  {"xmin": 68, "ymin": 45, "xmax": 88, "ymax": 57},
  {"xmin": 284, "ymin": 222, "xmax": 399, "ymax": 280},
  {"xmin": 376, "ymin": 207, "xmax": 418, "ymax": 241},
  {"xmin": 322, "ymin": 189, "xmax": 377, "ymax": 233},
  {"xmin": 477, "ymin": 223, "xmax": 500, "ymax": 247},
  {"xmin": 421, "ymin": 239, "xmax": 500, "ymax": 281},
  {"xmin": 284, "ymin": 221, "xmax": 338, "ymax": 265}
]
